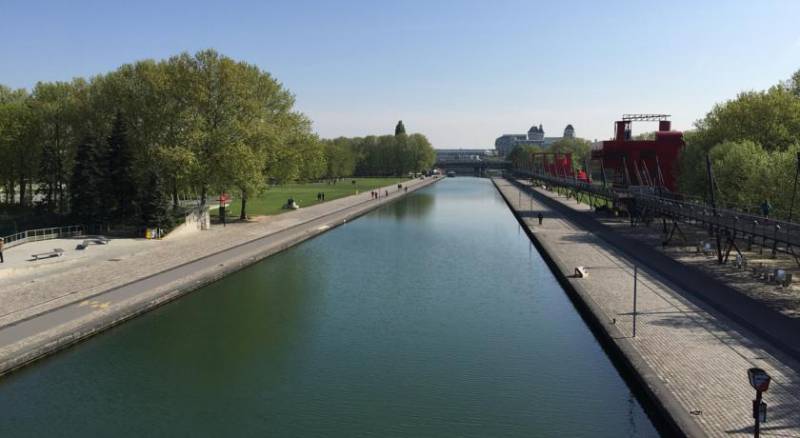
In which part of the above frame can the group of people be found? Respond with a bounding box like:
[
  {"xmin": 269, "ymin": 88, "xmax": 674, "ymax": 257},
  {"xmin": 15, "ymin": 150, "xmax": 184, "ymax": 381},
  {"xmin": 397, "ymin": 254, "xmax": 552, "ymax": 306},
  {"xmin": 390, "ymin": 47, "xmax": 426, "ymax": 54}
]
[
  {"xmin": 370, "ymin": 190, "xmax": 389, "ymax": 199},
  {"xmin": 316, "ymin": 192, "xmax": 326, "ymax": 202}
]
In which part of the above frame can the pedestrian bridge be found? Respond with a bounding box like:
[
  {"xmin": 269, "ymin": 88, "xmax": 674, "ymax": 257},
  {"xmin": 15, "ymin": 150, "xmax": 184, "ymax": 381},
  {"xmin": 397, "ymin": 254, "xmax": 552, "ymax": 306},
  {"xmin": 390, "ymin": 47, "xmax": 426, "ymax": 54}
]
[{"xmin": 435, "ymin": 159, "xmax": 511, "ymax": 176}]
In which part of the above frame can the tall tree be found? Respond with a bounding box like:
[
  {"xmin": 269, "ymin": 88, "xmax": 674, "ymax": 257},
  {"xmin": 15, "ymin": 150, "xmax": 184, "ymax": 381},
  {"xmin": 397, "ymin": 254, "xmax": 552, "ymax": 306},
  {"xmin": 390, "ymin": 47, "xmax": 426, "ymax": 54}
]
[
  {"xmin": 69, "ymin": 137, "xmax": 104, "ymax": 225},
  {"xmin": 140, "ymin": 168, "xmax": 171, "ymax": 229},
  {"xmin": 395, "ymin": 120, "xmax": 406, "ymax": 136},
  {"xmin": 31, "ymin": 81, "xmax": 80, "ymax": 213},
  {"xmin": 106, "ymin": 112, "xmax": 137, "ymax": 222}
]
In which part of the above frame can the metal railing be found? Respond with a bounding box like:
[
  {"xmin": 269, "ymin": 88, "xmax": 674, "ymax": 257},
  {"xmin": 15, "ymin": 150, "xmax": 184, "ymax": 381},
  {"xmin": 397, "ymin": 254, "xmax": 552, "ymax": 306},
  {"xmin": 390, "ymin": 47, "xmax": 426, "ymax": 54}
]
[
  {"xmin": 509, "ymin": 168, "xmax": 800, "ymax": 261},
  {"xmin": 2, "ymin": 225, "xmax": 84, "ymax": 249}
]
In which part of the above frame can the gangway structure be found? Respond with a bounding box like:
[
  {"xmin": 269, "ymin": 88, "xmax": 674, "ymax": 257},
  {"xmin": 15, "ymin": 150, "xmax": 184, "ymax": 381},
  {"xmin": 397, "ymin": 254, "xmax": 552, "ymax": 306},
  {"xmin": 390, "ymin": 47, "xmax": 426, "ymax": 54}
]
[{"xmin": 511, "ymin": 114, "xmax": 800, "ymax": 266}]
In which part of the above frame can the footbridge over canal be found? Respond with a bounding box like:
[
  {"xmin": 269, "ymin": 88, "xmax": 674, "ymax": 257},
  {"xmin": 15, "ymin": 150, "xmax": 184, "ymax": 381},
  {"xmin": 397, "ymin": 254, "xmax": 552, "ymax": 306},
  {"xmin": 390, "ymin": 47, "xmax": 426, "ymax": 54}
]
[{"xmin": 435, "ymin": 159, "xmax": 511, "ymax": 176}]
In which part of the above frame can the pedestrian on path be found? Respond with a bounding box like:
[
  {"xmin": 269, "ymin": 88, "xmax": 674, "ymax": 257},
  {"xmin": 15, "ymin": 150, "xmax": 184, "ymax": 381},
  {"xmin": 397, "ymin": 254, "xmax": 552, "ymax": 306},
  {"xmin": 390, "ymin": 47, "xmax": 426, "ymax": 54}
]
[
  {"xmin": 385, "ymin": 190, "xmax": 389, "ymax": 197},
  {"xmin": 537, "ymin": 212, "xmax": 543, "ymax": 225},
  {"xmin": 0, "ymin": 237, "xmax": 4, "ymax": 263},
  {"xmin": 321, "ymin": 192, "xmax": 325, "ymax": 201},
  {"xmin": 761, "ymin": 199, "xmax": 772, "ymax": 218}
]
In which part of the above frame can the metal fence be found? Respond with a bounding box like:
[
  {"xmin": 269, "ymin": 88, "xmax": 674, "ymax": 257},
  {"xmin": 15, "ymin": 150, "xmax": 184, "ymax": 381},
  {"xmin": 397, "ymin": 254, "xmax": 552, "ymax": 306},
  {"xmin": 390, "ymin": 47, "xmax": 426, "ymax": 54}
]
[{"xmin": 2, "ymin": 225, "xmax": 84, "ymax": 249}]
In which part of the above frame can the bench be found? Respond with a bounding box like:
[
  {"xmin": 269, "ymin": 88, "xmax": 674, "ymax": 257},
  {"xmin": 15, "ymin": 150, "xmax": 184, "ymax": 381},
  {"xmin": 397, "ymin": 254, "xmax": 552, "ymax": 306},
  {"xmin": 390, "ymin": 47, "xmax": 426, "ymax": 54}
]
[
  {"xmin": 31, "ymin": 248, "xmax": 64, "ymax": 261},
  {"xmin": 90, "ymin": 235, "xmax": 110, "ymax": 245},
  {"xmin": 76, "ymin": 236, "xmax": 110, "ymax": 250}
]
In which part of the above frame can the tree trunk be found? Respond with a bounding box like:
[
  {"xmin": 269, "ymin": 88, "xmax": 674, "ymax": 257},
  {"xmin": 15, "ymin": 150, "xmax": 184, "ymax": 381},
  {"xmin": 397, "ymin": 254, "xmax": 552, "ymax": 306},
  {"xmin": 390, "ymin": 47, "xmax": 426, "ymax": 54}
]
[
  {"xmin": 240, "ymin": 190, "xmax": 247, "ymax": 220},
  {"xmin": 172, "ymin": 178, "xmax": 179, "ymax": 210},
  {"xmin": 18, "ymin": 177, "xmax": 26, "ymax": 207}
]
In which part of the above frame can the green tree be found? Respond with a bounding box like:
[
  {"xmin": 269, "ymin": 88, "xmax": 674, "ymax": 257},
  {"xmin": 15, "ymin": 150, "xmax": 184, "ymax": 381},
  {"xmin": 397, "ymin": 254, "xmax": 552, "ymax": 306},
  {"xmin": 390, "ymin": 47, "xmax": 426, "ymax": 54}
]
[
  {"xmin": 297, "ymin": 135, "xmax": 327, "ymax": 181},
  {"xmin": 152, "ymin": 145, "xmax": 198, "ymax": 209},
  {"xmin": 106, "ymin": 112, "xmax": 137, "ymax": 221},
  {"xmin": 707, "ymin": 140, "xmax": 769, "ymax": 208},
  {"xmin": 407, "ymin": 133, "xmax": 435, "ymax": 173},
  {"xmin": 690, "ymin": 86, "xmax": 800, "ymax": 153},
  {"xmin": 69, "ymin": 137, "xmax": 104, "ymax": 225},
  {"xmin": 323, "ymin": 138, "xmax": 357, "ymax": 178},
  {"xmin": 395, "ymin": 120, "xmax": 406, "ymax": 136},
  {"xmin": 548, "ymin": 137, "xmax": 591, "ymax": 171},
  {"xmin": 140, "ymin": 168, "xmax": 171, "ymax": 229},
  {"xmin": 31, "ymin": 81, "xmax": 79, "ymax": 212},
  {"xmin": 508, "ymin": 144, "xmax": 541, "ymax": 170}
]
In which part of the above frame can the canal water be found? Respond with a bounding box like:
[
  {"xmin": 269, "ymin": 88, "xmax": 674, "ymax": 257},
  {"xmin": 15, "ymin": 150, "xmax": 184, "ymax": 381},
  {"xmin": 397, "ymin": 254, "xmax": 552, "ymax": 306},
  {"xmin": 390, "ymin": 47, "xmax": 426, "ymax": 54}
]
[{"xmin": 0, "ymin": 178, "xmax": 660, "ymax": 437}]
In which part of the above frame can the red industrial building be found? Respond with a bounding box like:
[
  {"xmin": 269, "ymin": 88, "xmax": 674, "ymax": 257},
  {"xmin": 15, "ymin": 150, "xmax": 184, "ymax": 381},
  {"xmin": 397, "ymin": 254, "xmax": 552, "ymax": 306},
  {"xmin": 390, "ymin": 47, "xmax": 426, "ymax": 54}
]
[{"xmin": 591, "ymin": 114, "xmax": 685, "ymax": 192}]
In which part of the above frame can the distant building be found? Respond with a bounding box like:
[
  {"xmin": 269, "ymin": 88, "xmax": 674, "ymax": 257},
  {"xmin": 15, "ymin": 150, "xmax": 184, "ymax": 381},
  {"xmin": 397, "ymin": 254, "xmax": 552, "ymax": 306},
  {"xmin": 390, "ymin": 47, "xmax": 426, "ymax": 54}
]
[{"xmin": 495, "ymin": 124, "xmax": 576, "ymax": 156}]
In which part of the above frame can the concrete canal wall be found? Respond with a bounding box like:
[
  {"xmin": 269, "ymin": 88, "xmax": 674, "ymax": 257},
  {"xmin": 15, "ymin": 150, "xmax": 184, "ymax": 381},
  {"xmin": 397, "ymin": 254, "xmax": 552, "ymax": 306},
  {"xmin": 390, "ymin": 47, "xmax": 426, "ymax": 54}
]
[
  {"xmin": 491, "ymin": 177, "xmax": 800, "ymax": 438},
  {"xmin": 0, "ymin": 177, "xmax": 442, "ymax": 377}
]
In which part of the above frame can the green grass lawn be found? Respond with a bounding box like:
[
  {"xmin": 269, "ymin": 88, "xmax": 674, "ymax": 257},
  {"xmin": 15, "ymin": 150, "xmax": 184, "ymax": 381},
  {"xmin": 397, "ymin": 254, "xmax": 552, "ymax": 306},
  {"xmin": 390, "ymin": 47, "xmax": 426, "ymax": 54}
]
[{"xmin": 212, "ymin": 177, "xmax": 410, "ymax": 218}]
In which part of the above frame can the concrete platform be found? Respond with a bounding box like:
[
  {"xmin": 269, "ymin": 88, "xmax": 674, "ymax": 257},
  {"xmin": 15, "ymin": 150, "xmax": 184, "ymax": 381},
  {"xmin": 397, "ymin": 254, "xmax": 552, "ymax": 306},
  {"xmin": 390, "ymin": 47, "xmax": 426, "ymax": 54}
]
[
  {"xmin": 0, "ymin": 237, "xmax": 155, "ymax": 280},
  {"xmin": 493, "ymin": 177, "xmax": 800, "ymax": 438}
]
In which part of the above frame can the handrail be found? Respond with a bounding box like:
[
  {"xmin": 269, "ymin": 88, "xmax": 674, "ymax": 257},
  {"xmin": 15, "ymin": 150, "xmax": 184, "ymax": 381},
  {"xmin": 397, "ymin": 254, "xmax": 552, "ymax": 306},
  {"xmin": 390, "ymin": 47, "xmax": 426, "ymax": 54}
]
[
  {"xmin": 511, "ymin": 168, "xmax": 800, "ymax": 252},
  {"xmin": 2, "ymin": 225, "xmax": 84, "ymax": 249}
]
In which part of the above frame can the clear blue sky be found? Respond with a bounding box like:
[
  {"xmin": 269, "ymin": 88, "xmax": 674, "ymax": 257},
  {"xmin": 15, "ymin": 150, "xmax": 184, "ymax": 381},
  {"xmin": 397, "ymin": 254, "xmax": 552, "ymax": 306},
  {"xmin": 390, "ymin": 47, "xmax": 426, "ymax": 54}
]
[{"xmin": 2, "ymin": 0, "xmax": 800, "ymax": 148}]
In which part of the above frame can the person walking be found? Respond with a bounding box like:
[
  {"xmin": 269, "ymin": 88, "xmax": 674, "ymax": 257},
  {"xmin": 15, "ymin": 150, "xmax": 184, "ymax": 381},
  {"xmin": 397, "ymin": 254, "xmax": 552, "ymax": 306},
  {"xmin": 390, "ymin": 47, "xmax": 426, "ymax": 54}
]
[
  {"xmin": 385, "ymin": 190, "xmax": 389, "ymax": 197},
  {"xmin": 537, "ymin": 212, "xmax": 544, "ymax": 225},
  {"xmin": 321, "ymin": 192, "xmax": 325, "ymax": 201},
  {"xmin": 761, "ymin": 199, "xmax": 772, "ymax": 218},
  {"xmin": 0, "ymin": 237, "xmax": 4, "ymax": 263}
]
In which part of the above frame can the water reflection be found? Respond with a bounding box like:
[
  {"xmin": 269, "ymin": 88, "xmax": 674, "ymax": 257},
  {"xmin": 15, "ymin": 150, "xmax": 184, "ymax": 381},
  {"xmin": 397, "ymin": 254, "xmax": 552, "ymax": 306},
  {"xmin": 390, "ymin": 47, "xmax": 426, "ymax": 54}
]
[
  {"xmin": 373, "ymin": 191, "xmax": 435, "ymax": 219},
  {"xmin": 0, "ymin": 177, "xmax": 660, "ymax": 438}
]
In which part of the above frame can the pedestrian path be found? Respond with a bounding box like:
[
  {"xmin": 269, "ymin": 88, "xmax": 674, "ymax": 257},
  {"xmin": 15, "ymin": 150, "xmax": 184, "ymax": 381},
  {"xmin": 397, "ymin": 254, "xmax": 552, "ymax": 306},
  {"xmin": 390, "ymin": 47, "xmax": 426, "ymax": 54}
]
[
  {"xmin": 493, "ymin": 177, "xmax": 800, "ymax": 437},
  {"xmin": 0, "ymin": 177, "xmax": 439, "ymax": 375}
]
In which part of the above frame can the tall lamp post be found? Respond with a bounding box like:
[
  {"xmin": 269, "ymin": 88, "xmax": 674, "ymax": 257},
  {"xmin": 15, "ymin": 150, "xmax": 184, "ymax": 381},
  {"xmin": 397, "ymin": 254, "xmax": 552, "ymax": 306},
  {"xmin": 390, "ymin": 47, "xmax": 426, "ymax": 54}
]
[{"xmin": 747, "ymin": 367, "xmax": 771, "ymax": 437}]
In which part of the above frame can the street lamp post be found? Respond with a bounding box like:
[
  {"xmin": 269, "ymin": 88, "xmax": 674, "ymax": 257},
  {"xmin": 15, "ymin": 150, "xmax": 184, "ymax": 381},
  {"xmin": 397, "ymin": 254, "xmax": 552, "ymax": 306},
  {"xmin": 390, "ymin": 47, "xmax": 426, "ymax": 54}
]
[
  {"xmin": 747, "ymin": 367, "xmax": 771, "ymax": 437},
  {"xmin": 633, "ymin": 265, "xmax": 638, "ymax": 337}
]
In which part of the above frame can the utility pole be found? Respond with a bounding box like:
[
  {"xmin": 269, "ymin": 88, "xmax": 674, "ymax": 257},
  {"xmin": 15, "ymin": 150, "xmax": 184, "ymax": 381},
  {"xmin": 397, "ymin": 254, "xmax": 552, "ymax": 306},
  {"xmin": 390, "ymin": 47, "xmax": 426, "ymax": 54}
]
[
  {"xmin": 747, "ymin": 368, "xmax": 771, "ymax": 438},
  {"xmin": 706, "ymin": 155, "xmax": 723, "ymax": 263},
  {"xmin": 633, "ymin": 265, "xmax": 638, "ymax": 338}
]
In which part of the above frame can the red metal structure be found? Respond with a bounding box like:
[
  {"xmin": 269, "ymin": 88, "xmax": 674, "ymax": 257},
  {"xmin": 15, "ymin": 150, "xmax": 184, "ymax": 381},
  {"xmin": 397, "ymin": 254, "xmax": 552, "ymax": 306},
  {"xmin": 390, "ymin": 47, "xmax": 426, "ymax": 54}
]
[
  {"xmin": 591, "ymin": 114, "xmax": 684, "ymax": 191},
  {"xmin": 530, "ymin": 152, "xmax": 575, "ymax": 179}
]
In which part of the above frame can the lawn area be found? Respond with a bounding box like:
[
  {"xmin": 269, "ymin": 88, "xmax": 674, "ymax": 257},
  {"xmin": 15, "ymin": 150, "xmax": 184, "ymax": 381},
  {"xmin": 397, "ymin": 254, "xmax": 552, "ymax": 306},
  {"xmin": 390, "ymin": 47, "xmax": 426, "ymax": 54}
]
[{"xmin": 212, "ymin": 177, "xmax": 410, "ymax": 218}]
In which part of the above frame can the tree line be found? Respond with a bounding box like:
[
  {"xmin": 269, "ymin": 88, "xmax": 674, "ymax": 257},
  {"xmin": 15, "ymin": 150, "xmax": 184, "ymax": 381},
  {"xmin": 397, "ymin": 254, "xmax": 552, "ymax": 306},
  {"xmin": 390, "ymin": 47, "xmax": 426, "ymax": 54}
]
[
  {"xmin": 0, "ymin": 50, "xmax": 436, "ymax": 228},
  {"xmin": 678, "ymin": 69, "xmax": 800, "ymax": 218},
  {"xmin": 507, "ymin": 137, "xmax": 592, "ymax": 171},
  {"xmin": 322, "ymin": 123, "xmax": 435, "ymax": 178}
]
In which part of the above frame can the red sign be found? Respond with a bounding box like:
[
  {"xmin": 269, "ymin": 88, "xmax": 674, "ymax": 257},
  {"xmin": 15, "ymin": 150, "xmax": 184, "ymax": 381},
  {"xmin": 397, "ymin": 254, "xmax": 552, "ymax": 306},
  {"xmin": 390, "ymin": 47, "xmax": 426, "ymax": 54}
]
[
  {"xmin": 218, "ymin": 193, "xmax": 230, "ymax": 206},
  {"xmin": 748, "ymin": 368, "xmax": 771, "ymax": 392}
]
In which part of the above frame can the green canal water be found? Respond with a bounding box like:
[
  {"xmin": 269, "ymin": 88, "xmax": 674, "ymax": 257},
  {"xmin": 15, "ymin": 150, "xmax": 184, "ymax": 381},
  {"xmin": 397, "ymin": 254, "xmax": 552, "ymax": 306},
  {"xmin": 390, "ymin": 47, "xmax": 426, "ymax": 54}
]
[{"xmin": 0, "ymin": 178, "xmax": 660, "ymax": 437}]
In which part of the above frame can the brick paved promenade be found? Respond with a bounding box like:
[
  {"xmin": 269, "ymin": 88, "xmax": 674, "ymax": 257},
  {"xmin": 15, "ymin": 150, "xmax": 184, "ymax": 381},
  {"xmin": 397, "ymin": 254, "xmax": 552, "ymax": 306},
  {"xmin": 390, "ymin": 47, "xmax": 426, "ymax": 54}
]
[
  {"xmin": 493, "ymin": 177, "xmax": 800, "ymax": 438},
  {"xmin": 0, "ymin": 177, "xmax": 439, "ymax": 375}
]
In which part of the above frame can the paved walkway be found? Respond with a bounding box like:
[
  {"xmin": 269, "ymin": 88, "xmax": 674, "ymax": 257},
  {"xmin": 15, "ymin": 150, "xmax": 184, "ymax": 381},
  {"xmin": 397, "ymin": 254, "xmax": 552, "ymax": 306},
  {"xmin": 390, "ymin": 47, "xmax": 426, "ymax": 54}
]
[
  {"xmin": 493, "ymin": 177, "xmax": 800, "ymax": 438},
  {"xmin": 0, "ymin": 177, "xmax": 439, "ymax": 375}
]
